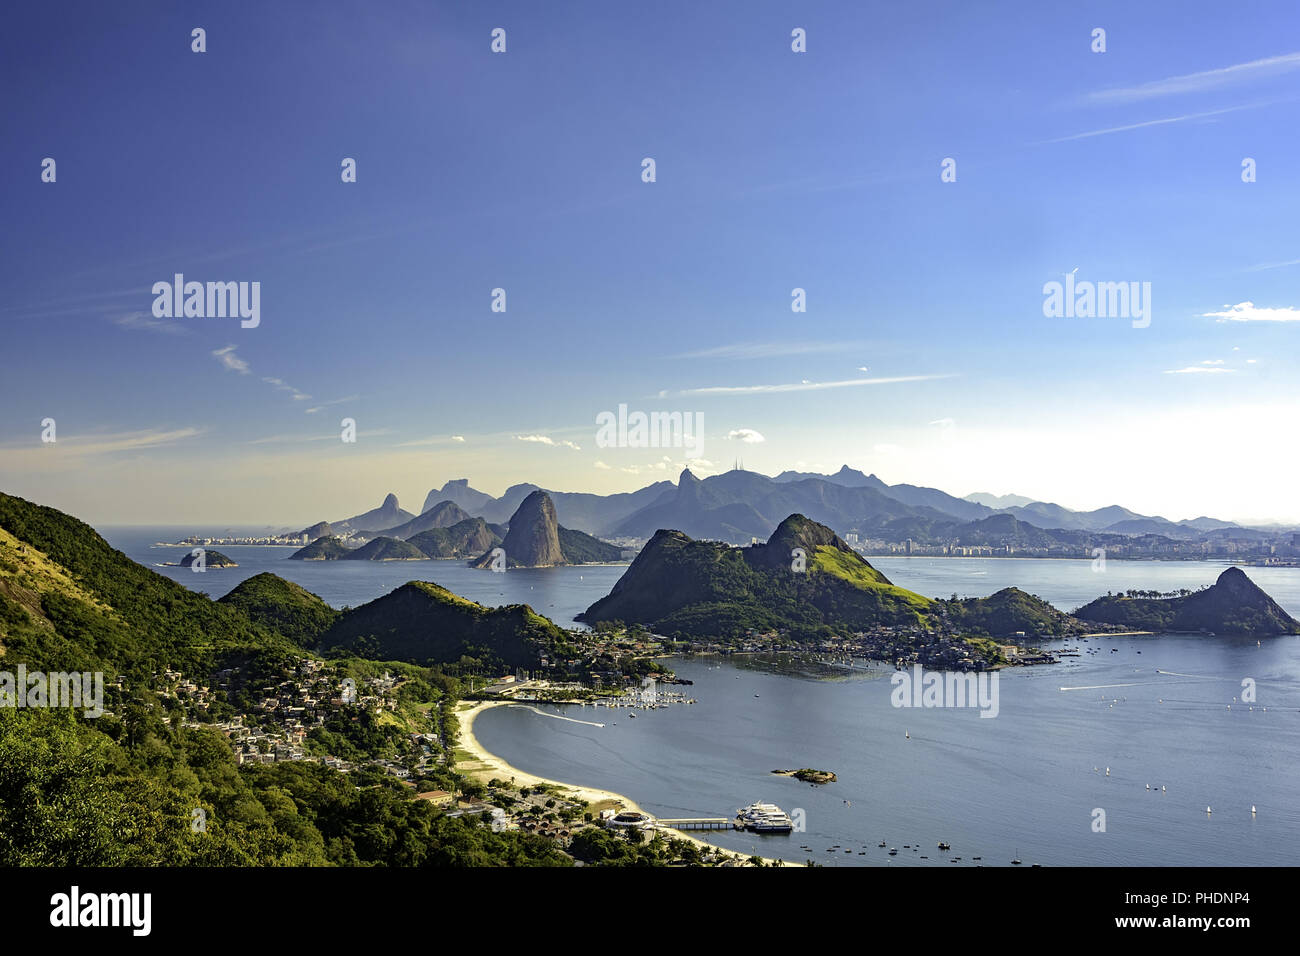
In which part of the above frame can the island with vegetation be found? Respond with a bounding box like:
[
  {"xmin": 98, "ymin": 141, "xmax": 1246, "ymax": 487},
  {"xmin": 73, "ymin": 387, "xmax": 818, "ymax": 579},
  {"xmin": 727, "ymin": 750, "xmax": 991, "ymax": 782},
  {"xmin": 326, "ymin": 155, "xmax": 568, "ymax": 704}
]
[
  {"xmin": 1074, "ymin": 566, "xmax": 1300, "ymax": 635},
  {"xmin": 773, "ymin": 768, "xmax": 837, "ymax": 784},
  {"xmin": 177, "ymin": 549, "xmax": 237, "ymax": 568}
]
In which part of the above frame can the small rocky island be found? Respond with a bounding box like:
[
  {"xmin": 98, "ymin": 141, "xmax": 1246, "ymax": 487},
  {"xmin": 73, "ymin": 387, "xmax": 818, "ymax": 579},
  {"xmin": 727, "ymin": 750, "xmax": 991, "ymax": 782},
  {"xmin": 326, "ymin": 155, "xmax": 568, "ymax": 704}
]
[
  {"xmin": 773, "ymin": 768, "xmax": 837, "ymax": 784},
  {"xmin": 177, "ymin": 549, "xmax": 237, "ymax": 568}
]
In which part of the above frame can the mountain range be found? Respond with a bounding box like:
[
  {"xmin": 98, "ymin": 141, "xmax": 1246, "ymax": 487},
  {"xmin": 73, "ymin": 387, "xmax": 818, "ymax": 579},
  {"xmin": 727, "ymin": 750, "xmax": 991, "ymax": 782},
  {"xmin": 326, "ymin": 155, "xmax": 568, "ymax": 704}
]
[
  {"xmin": 578, "ymin": 514, "xmax": 1300, "ymax": 639},
  {"xmin": 315, "ymin": 467, "xmax": 1259, "ymax": 550}
]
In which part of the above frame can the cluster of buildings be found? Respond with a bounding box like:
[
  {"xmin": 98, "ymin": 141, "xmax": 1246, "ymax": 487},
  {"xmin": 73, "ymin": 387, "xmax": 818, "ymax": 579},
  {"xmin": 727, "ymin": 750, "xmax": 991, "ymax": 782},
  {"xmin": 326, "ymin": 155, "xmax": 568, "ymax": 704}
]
[{"xmin": 160, "ymin": 661, "xmax": 430, "ymax": 773}]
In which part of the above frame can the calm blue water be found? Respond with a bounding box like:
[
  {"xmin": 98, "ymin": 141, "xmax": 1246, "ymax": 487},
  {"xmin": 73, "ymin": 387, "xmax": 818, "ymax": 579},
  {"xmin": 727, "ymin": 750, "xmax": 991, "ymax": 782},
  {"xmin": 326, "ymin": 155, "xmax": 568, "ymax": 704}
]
[
  {"xmin": 100, "ymin": 526, "xmax": 626, "ymax": 626},
  {"xmin": 108, "ymin": 527, "xmax": 1300, "ymax": 865},
  {"xmin": 475, "ymin": 643, "xmax": 1300, "ymax": 867}
]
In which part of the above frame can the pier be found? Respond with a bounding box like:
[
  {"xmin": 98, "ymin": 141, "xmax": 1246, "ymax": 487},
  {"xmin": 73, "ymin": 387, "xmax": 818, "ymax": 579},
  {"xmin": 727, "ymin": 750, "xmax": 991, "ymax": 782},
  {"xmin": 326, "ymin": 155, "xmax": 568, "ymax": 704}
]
[{"xmin": 656, "ymin": 817, "xmax": 733, "ymax": 831}]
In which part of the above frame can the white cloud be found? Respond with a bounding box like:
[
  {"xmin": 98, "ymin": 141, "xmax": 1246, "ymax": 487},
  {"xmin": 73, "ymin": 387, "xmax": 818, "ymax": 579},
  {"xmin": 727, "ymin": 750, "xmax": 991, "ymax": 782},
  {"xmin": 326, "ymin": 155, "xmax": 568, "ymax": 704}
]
[
  {"xmin": 1202, "ymin": 301, "xmax": 1300, "ymax": 323},
  {"xmin": 1084, "ymin": 52, "xmax": 1300, "ymax": 104},
  {"xmin": 727, "ymin": 428, "xmax": 766, "ymax": 443},
  {"xmin": 678, "ymin": 374, "xmax": 953, "ymax": 396},
  {"xmin": 593, "ymin": 460, "xmax": 611, "ymax": 470},
  {"xmin": 392, "ymin": 433, "xmax": 468, "ymax": 448},
  {"xmin": 212, "ymin": 345, "xmax": 250, "ymax": 374},
  {"xmin": 1200, "ymin": 359, "xmax": 1226, "ymax": 365},
  {"xmin": 929, "ymin": 417, "xmax": 956, "ymax": 427},
  {"xmin": 514, "ymin": 434, "xmax": 581, "ymax": 450},
  {"xmin": 1163, "ymin": 366, "xmax": 1235, "ymax": 374}
]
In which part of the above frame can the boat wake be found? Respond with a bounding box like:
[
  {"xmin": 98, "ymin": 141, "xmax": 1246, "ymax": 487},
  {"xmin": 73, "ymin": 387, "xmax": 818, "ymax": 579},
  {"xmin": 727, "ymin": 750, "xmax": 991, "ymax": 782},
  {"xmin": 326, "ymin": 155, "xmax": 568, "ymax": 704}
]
[{"xmin": 516, "ymin": 705, "xmax": 605, "ymax": 728}]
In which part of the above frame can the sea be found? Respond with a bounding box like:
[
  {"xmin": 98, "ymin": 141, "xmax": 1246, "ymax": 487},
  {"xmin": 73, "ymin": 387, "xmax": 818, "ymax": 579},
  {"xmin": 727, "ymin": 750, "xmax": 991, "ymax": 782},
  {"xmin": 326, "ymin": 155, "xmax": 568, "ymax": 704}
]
[{"xmin": 105, "ymin": 527, "xmax": 1300, "ymax": 866}]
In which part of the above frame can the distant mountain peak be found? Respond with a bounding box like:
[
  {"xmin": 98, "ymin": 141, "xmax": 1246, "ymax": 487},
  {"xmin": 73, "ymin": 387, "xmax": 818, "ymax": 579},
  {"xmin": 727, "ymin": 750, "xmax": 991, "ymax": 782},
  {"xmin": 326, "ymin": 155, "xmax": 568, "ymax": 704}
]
[{"xmin": 472, "ymin": 489, "xmax": 566, "ymax": 568}]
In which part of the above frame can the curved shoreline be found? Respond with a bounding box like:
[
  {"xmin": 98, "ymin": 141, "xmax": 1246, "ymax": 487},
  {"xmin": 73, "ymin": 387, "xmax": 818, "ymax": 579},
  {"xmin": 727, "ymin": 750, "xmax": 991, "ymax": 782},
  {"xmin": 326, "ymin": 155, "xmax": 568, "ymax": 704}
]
[
  {"xmin": 456, "ymin": 700, "xmax": 648, "ymax": 812},
  {"xmin": 455, "ymin": 700, "xmax": 787, "ymax": 866}
]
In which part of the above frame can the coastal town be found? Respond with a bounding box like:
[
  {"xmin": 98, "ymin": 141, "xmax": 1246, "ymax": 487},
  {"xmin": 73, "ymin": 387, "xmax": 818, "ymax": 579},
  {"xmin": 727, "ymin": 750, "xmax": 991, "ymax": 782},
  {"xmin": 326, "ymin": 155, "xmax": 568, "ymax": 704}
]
[{"xmin": 132, "ymin": 656, "xmax": 774, "ymax": 866}]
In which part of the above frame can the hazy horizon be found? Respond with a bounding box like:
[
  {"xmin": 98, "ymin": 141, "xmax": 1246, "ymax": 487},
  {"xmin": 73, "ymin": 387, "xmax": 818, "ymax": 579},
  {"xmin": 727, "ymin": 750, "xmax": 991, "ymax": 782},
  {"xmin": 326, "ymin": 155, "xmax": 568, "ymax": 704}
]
[{"xmin": 5, "ymin": 1, "xmax": 1300, "ymax": 525}]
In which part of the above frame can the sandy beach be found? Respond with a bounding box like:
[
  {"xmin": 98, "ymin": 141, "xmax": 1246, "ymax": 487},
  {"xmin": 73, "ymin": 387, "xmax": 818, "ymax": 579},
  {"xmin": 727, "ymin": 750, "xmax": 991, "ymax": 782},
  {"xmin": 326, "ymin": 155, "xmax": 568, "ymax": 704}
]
[
  {"xmin": 456, "ymin": 700, "xmax": 648, "ymax": 812},
  {"xmin": 455, "ymin": 700, "xmax": 789, "ymax": 866}
]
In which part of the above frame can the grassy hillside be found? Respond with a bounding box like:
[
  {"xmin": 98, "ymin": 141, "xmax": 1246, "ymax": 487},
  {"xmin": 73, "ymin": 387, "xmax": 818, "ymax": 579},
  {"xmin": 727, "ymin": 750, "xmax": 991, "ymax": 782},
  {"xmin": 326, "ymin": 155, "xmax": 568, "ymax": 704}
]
[
  {"xmin": 580, "ymin": 516, "xmax": 934, "ymax": 639},
  {"xmin": 0, "ymin": 493, "xmax": 296, "ymax": 675}
]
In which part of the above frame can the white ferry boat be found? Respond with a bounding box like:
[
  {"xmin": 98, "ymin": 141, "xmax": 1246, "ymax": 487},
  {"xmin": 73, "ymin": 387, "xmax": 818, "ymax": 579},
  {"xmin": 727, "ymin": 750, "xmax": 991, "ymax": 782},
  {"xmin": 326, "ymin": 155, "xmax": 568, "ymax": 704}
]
[{"xmin": 736, "ymin": 801, "xmax": 794, "ymax": 833}]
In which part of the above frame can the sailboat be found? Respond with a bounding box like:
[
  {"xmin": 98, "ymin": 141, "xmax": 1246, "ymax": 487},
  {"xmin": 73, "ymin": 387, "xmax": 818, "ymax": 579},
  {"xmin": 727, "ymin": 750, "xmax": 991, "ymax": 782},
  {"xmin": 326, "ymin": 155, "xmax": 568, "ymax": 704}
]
[
  {"xmin": 1011, "ymin": 849, "xmax": 1022, "ymax": 865},
  {"xmin": 905, "ymin": 730, "xmax": 910, "ymax": 739}
]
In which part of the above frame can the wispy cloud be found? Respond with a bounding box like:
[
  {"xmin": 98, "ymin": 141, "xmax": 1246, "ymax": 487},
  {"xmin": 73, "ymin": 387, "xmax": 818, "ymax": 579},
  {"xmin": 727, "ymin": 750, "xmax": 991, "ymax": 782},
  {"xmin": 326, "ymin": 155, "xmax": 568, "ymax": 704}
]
[
  {"xmin": 515, "ymin": 434, "xmax": 581, "ymax": 450},
  {"xmin": 1083, "ymin": 52, "xmax": 1300, "ymax": 104},
  {"xmin": 211, "ymin": 345, "xmax": 250, "ymax": 374},
  {"xmin": 305, "ymin": 395, "xmax": 359, "ymax": 414},
  {"xmin": 676, "ymin": 341, "xmax": 867, "ymax": 360},
  {"xmin": 1202, "ymin": 301, "xmax": 1300, "ymax": 323},
  {"xmin": 262, "ymin": 377, "xmax": 311, "ymax": 401},
  {"xmin": 393, "ymin": 434, "xmax": 469, "ymax": 448},
  {"xmin": 112, "ymin": 311, "xmax": 187, "ymax": 335},
  {"xmin": 1241, "ymin": 257, "xmax": 1300, "ymax": 273},
  {"xmin": 1163, "ymin": 366, "xmax": 1235, "ymax": 375},
  {"xmin": 726, "ymin": 428, "xmax": 766, "ymax": 443},
  {"xmin": 1040, "ymin": 103, "xmax": 1266, "ymax": 144},
  {"xmin": 248, "ymin": 427, "xmax": 394, "ymax": 445},
  {"xmin": 0, "ymin": 427, "xmax": 203, "ymax": 459},
  {"xmin": 676, "ymin": 374, "xmax": 953, "ymax": 396},
  {"xmin": 929, "ymin": 417, "xmax": 956, "ymax": 427}
]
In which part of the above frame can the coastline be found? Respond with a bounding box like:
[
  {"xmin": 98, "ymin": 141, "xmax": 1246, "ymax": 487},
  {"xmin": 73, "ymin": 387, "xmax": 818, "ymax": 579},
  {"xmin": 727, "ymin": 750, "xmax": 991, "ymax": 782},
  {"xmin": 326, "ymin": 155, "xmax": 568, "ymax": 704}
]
[{"xmin": 455, "ymin": 700, "xmax": 788, "ymax": 866}]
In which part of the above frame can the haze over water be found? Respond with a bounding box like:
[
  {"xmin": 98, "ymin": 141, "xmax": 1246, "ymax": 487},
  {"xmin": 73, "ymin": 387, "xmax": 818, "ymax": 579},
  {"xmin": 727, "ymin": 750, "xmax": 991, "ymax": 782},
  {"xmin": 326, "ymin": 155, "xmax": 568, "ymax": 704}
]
[{"xmin": 108, "ymin": 527, "xmax": 1300, "ymax": 866}]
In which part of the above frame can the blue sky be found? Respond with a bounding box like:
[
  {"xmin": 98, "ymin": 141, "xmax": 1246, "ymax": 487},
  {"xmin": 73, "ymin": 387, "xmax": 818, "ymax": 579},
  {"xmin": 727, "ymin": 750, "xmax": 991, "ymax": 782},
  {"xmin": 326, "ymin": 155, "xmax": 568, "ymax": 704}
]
[{"xmin": 2, "ymin": 0, "xmax": 1299, "ymax": 525}]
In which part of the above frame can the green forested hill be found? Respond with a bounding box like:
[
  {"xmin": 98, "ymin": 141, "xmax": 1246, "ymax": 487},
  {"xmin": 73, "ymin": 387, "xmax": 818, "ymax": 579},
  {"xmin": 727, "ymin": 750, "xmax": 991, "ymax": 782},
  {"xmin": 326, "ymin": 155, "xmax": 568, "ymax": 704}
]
[
  {"xmin": 408, "ymin": 517, "xmax": 501, "ymax": 558},
  {"xmin": 288, "ymin": 536, "xmax": 353, "ymax": 560},
  {"xmin": 319, "ymin": 581, "xmax": 564, "ymax": 670},
  {"xmin": 1074, "ymin": 566, "xmax": 1300, "ymax": 635},
  {"xmin": 557, "ymin": 526, "xmax": 624, "ymax": 563},
  {"xmin": 0, "ymin": 493, "xmax": 574, "ymax": 867},
  {"xmin": 218, "ymin": 572, "xmax": 341, "ymax": 647},
  {"xmin": 580, "ymin": 515, "xmax": 934, "ymax": 639},
  {"xmin": 0, "ymin": 492, "xmax": 295, "ymax": 675}
]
